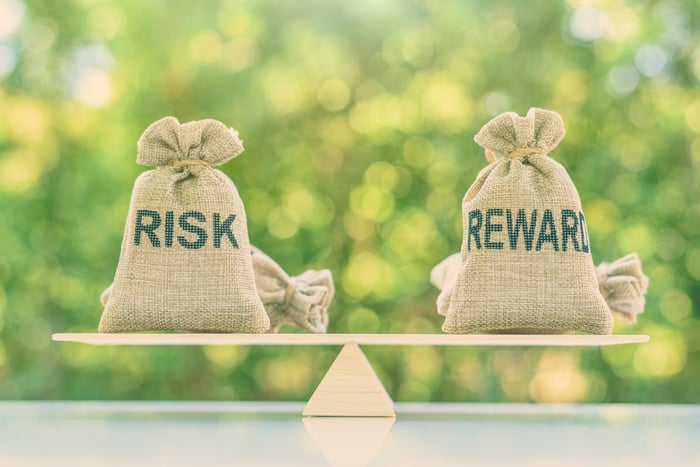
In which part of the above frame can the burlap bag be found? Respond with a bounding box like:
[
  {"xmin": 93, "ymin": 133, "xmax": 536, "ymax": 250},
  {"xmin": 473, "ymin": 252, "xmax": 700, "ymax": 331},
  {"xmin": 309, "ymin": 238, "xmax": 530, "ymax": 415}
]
[
  {"xmin": 432, "ymin": 252, "xmax": 648, "ymax": 325},
  {"xmin": 430, "ymin": 252, "xmax": 462, "ymax": 317},
  {"xmin": 596, "ymin": 253, "xmax": 649, "ymax": 323},
  {"xmin": 102, "ymin": 244, "xmax": 335, "ymax": 333},
  {"xmin": 250, "ymin": 246, "xmax": 334, "ymax": 333},
  {"xmin": 99, "ymin": 117, "xmax": 269, "ymax": 333},
  {"xmin": 441, "ymin": 108, "xmax": 614, "ymax": 334}
]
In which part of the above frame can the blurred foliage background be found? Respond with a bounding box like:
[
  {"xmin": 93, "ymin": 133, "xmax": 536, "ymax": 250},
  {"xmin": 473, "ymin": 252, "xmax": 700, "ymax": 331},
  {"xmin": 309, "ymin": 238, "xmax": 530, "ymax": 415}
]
[{"xmin": 0, "ymin": 0, "xmax": 698, "ymax": 404}]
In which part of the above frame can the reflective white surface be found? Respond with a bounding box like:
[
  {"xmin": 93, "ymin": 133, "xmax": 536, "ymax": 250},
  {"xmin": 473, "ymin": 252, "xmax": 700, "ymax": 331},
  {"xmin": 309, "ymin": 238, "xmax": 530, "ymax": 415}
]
[{"xmin": 1, "ymin": 402, "xmax": 698, "ymax": 466}]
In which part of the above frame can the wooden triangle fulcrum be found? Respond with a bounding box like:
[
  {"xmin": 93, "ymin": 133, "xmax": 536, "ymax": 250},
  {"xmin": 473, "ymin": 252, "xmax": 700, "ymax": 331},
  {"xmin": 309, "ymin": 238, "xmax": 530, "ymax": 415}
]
[{"xmin": 303, "ymin": 342, "xmax": 395, "ymax": 417}]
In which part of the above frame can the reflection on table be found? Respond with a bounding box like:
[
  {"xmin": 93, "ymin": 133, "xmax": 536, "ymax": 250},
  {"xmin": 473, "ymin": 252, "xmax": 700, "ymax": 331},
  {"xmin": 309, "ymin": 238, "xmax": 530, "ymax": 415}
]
[{"xmin": 1, "ymin": 402, "xmax": 698, "ymax": 466}]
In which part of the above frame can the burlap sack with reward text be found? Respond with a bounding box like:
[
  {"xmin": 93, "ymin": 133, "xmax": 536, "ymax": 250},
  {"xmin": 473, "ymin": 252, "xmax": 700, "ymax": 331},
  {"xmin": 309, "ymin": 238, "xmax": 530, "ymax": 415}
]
[
  {"xmin": 442, "ymin": 108, "xmax": 613, "ymax": 334},
  {"xmin": 99, "ymin": 117, "xmax": 269, "ymax": 333}
]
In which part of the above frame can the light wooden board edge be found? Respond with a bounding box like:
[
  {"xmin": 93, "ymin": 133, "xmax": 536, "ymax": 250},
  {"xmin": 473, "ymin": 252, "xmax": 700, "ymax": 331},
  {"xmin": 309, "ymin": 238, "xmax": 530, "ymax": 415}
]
[{"xmin": 52, "ymin": 333, "xmax": 649, "ymax": 347}]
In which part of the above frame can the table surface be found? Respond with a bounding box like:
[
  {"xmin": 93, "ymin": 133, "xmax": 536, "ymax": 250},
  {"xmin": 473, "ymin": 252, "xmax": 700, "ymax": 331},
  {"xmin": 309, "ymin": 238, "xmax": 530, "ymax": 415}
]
[{"xmin": 1, "ymin": 401, "xmax": 698, "ymax": 467}]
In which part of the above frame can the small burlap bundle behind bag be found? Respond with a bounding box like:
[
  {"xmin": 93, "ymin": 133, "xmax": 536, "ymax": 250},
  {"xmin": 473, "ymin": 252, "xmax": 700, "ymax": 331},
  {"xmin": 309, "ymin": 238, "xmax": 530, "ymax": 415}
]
[
  {"xmin": 596, "ymin": 253, "xmax": 649, "ymax": 324},
  {"xmin": 441, "ymin": 108, "xmax": 614, "ymax": 334},
  {"xmin": 250, "ymin": 246, "xmax": 335, "ymax": 333},
  {"xmin": 99, "ymin": 117, "xmax": 269, "ymax": 333}
]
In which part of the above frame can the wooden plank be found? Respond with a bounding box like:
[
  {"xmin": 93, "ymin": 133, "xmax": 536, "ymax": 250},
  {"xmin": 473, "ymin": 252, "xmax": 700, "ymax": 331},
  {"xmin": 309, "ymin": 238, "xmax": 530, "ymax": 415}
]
[
  {"xmin": 303, "ymin": 343, "xmax": 395, "ymax": 417},
  {"xmin": 52, "ymin": 333, "xmax": 649, "ymax": 347}
]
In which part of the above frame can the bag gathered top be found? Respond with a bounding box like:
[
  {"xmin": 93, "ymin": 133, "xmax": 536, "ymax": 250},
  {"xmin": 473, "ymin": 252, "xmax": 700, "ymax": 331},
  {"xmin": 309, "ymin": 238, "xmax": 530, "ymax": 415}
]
[{"xmin": 432, "ymin": 108, "xmax": 648, "ymax": 334}]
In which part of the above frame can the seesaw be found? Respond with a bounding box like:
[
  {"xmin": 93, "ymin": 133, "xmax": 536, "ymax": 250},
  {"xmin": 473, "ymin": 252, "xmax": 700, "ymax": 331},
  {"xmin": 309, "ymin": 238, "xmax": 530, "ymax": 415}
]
[{"xmin": 52, "ymin": 333, "xmax": 649, "ymax": 417}]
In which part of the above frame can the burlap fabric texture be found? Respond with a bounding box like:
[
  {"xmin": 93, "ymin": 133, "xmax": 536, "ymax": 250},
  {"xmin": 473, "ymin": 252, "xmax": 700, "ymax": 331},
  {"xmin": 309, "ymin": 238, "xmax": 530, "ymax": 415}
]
[
  {"xmin": 596, "ymin": 253, "xmax": 649, "ymax": 323},
  {"xmin": 99, "ymin": 117, "xmax": 269, "ymax": 333},
  {"xmin": 441, "ymin": 108, "xmax": 614, "ymax": 334},
  {"xmin": 101, "ymin": 244, "xmax": 335, "ymax": 333},
  {"xmin": 432, "ymin": 252, "xmax": 648, "ymax": 325},
  {"xmin": 250, "ymin": 246, "xmax": 334, "ymax": 333}
]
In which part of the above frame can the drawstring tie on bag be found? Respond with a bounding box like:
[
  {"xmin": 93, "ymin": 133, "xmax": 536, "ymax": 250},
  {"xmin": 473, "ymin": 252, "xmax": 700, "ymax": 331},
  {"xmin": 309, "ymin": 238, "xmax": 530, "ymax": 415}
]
[
  {"xmin": 166, "ymin": 159, "xmax": 213, "ymax": 198},
  {"xmin": 596, "ymin": 253, "xmax": 649, "ymax": 323},
  {"xmin": 486, "ymin": 147, "xmax": 548, "ymax": 163},
  {"xmin": 169, "ymin": 159, "xmax": 212, "ymax": 168}
]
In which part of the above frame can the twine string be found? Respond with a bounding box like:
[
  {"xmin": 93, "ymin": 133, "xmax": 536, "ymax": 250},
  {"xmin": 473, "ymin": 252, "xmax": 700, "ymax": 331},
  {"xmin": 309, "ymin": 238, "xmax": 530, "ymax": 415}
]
[
  {"xmin": 486, "ymin": 147, "xmax": 548, "ymax": 163},
  {"xmin": 283, "ymin": 283, "xmax": 295, "ymax": 309},
  {"xmin": 170, "ymin": 159, "xmax": 211, "ymax": 168},
  {"xmin": 504, "ymin": 147, "xmax": 548, "ymax": 158}
]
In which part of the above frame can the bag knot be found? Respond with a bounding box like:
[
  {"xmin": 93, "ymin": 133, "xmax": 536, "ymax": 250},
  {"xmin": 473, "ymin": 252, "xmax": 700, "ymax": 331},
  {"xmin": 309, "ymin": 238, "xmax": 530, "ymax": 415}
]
[
  {"xmin": 474, "ymin": 108, "xmax": 565, "ymax": 163},
  {"xmin": 137, "ymin": 116, "xmax": 244, "ymax": 167}
]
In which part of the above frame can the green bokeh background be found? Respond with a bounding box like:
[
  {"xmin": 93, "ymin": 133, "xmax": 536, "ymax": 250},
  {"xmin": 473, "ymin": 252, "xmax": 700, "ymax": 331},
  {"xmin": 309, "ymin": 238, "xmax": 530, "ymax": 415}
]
[{"xmin": 0, "ymin": 0, "xmax": 698, "ymax": 403}]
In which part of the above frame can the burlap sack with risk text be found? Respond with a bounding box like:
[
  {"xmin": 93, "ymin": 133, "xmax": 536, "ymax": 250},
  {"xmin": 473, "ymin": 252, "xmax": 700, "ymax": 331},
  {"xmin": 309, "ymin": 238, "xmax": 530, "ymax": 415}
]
[{"xmin": 99, "ymin": 117, "xmax": 269, "ymax": 333}]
